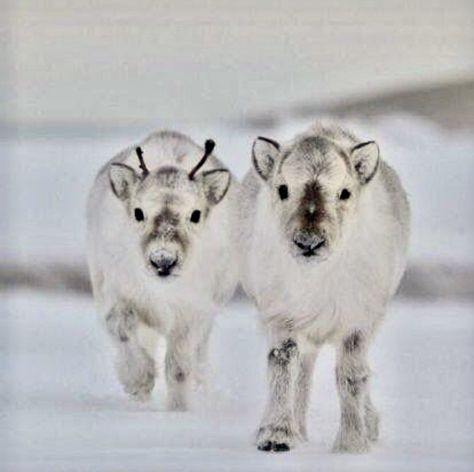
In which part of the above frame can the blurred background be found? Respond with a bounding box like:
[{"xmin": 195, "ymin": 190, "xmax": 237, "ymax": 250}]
[
  {"xmin": 2, "ymin": 0, "xmax": 474, "ymax": 126},
  {"xmin": 1, "ymin": 1, "xmax": 473, "ymax": 470},
  {"xmin": 1, "ymin": 0, "xmax": 473, "ymax": 296}
]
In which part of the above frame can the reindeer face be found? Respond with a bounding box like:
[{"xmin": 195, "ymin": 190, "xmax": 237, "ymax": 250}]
[
  {"xmin": 252, "ymin": 135, "xmax": 379, "ymax": 262},
  {"xmin": 109, "ymin": 143, "xmax": 230, "ymax": 278}
]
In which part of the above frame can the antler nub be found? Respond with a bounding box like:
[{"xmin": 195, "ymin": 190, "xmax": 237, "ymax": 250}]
[
  {"xmin": 189, "ymin": 139, "xmax": 216, "ymax": 180},
  {"xmin": 136, "ymin": 146, "xmax": 149, "ymax": 178}
]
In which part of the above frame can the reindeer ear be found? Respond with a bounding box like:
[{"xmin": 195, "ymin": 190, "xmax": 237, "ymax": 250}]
[
  {"xmin": 109, "ymin": 163, "xmax": 138, "ymax": 200},
  {"xmin": 199, "ymin": 169, "xmax": 231, "ymax": 206},
  {"xmin": 351, "ymin": 141, "xmax": 380, "ymax": 184},
  {"xmin": 252, "ymin": 136, "xmax": 280, "ymax": 181}
]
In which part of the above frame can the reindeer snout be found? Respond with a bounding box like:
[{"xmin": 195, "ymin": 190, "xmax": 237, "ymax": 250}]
[
  {"xmin": 293, "ymin": 230, "xmax": 325, "ymax": 257},
  {"xmin": 149, "ymin": 249, "xmax": 178, "ymax": 277}
]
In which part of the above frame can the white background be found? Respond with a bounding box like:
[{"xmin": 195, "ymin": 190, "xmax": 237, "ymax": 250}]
[{"xmin": 2, "ymin": 0, "xmax": 474, "ymax": 126}]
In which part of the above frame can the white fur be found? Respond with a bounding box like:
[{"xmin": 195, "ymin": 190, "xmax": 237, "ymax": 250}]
[
  {"xmin": 239, "ymin": 122, "xmax": 410, "ymax": 453},
  {"xmin": 87, "ymin": 131, "xmax": 239, "ymax": 408}
]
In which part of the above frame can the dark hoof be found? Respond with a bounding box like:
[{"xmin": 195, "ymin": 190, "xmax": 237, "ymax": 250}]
[
  {"xmin": 273, "ymin": 442, "xmax": 290, "ymax": 452},
  {"xmin": 257, "ymin": 441, "xmax": 273, "ymax": 451},
  {"xmin": 257, "ymin": 441, "xmax": 290, "ymax": 452}
]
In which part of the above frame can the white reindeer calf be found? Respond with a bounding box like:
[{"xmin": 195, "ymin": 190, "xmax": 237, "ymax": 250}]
[
  {"xmin": 239, "ymin": 122, "xmax": 410, "ymax": 452},
  {"xmin": 87, "ymin": 131, "xmax": 238, "ymax": 409}
]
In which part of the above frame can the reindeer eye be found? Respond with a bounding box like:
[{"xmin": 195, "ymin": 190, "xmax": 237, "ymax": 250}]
[
  {"xmin": 190, "ymin": 210, "xmax": 201, "ymax": 223},
  {"xmin": 134, "ymin": 208, "xmax": 144, "ymax": 221},
  {"xmin": 340, "ymin": 189, "xmax": 351, "ymax": 200},
  {"xmin": 278, "ymin": 184, "xmax": 289, "ymax": 200}
]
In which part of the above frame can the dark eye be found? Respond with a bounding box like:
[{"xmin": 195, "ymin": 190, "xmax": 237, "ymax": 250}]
[
  {"xmin": 340, "ymin": 189, "xmax": 351, "ymax": 200},
  {"xmin": 134, "ymin": 208, "xmax": 144, "ymax": 221},
  {"xmin": 278, "ymin": 184, "xmax": 289, "ymax": 200},
  {"xmin": 190, "ymin": 210, "xmax": 201, "ymax": 223}
]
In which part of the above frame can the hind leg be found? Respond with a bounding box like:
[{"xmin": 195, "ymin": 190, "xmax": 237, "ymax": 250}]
[{"xmin": 105, "ymin": 302, "xmax": 156, "ymax": 401}]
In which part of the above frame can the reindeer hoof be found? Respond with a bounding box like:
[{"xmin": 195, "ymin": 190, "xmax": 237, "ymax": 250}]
[
  {"xmin": 273, "ymin": 442, "xmax": 290, "ymax": 452},
  {"xmin": 257, "ymin": 440, "xmax": 291, "ymax": 452},
  {"xmin": 257, "ymin": 441, "xmax": 272, "ymax": 451}
]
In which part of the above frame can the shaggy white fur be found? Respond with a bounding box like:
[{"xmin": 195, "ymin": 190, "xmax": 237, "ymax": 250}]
[
  {"xmin": 87, "ymin": 131, "xmax": 239, "ymax": 408},
  {"xmin": 239, "ymin": 122, "xmax": 410, "ymax": 453}
]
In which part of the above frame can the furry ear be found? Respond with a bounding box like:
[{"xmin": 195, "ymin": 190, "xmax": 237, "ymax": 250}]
[
  {"xmin": 351, "ymin": 141, "xmax": 380, "ymax": 184},
  {"xmin": 109, "ymin": 163, "xmax": 138, "ymax": 200},
  {"xmin": 199, "ymin": 169, "xmax": 231, "ymax": 206},
  {"xmin": 252, "ymin": 136, "xmax": 280, "ymax": 181}
]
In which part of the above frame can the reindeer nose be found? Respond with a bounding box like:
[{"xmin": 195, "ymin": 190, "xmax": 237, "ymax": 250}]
[
  {"xmin": 149, "ymin": 249, "xmax": 178, "ymax": 277},
  {"xmin": 293, "ymin": 230, "xmax": 325, "ymax": 257}
]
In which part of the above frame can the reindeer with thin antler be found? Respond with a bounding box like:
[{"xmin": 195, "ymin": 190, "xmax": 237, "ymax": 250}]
[{"xmin": 87, "ymin": 131, "xmax": 239, "ymax": 408}]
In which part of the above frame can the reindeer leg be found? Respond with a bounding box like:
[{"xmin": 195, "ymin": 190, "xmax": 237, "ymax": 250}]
[
  {"xmin": 165, "ymin": 325, "xmax": 194, "ymax": 411},
  {"xmin": 333, "ymin": 330, "xmax": 373, "ymax": 453},
  {"xmin": 294, "ymin": 346, "xmax": 318, "ymax": 440},
  {"xmin": 105, "ymin": 302, "xmax": 156, "ymax": 401},
  {"xmin": 256, "ymin": 333, "xmax": 300, "ymax": 452}
]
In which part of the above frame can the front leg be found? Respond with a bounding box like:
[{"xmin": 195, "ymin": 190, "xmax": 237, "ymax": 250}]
[
  {"xmin": 193, "ymin": 321, "xmax": 212, "ymax": 389},
  {"xmin": 105, "ymin": 302, "xmax": 156, "ymax": 401},
  {"xmin": 333, "ymin": 330, "xmax": 373, "ymax": 453},
  {"xmin": 294, "ymin": 348, "xmax": 318, "ymax": 440},
  {"xmin": 165, "ymin": 326, "xmax": 194, "ymax": 411},
  {"xmin": 364, "ymin": 392, "xmax": 380, "ymax": 443},
  {"xmin": 256, "ymin": 335, "xmax": 300, "ymax": 452}
]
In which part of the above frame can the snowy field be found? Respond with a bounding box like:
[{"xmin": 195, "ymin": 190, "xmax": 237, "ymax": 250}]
[
  {"xmin": 1, "ymin": 290, "xmax": 473, "ymax": 471},
  {"xmin": 1, "ymin": 113, "xmax": 473, "ymax": 470}
]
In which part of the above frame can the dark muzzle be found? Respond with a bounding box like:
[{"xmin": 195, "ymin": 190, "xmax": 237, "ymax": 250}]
[
  {"xmin": 293, "ymin": 230, "xmax": 325, "ymax": 257},
  {"xmin": 149, "ymin": 250, "xmax": 178, "ymax": 277}
]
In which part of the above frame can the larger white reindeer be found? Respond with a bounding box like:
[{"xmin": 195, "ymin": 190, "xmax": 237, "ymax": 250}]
[
  {"xmin": 87, "ymin": 131, "xmax": 239, "ymax": 409},
  {"xmin": 239, "ymin": 122, "xmax": 410, "ymax": 453}
]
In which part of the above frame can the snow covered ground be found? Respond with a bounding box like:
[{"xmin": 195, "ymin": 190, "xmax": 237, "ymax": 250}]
[
  {"xmin": 1, "ymin": 112, "xmax": 473, "ymax": 469},
  {"xmin": 1, "ymin": 289, "xmax": 473, "ymax": 471}
]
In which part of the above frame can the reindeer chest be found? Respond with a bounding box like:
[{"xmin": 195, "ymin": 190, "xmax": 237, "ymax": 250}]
[{"xmin": 252, "ymin": 248, "xmax": 385, "ymax": 340}]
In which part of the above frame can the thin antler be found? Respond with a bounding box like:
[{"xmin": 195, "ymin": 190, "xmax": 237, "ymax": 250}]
[
  {"xmin": 135, "ymin": 146, "xmax": 149, "ymax": 178},
  {"xmin": 189, "ymin": 139, "xmax": 215, "ymax": 180}
]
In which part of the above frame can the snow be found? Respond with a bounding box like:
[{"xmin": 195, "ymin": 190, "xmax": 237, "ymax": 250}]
[
  {"xmin": 1, "ymin": 111, "xmax": 473, "ymax": 469},
  {"xmin": 1, "ymin": 289, "xmax": 473, "ymax": 471}
]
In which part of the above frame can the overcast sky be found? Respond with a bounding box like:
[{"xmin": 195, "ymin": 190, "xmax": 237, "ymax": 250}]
[{"xmin": 2, "ymin": 0, "xmax": 474, "ymax": 126}]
